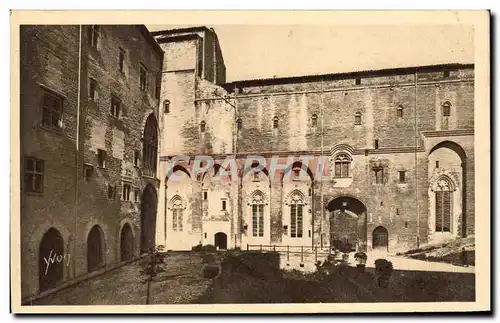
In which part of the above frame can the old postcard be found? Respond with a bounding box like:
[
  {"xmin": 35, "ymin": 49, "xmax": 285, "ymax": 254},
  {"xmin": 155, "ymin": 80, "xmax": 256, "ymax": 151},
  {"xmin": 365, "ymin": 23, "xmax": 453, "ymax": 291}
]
[{"xmin": 10, "ymin": 10, "xmax": 490, "ymax": 314}]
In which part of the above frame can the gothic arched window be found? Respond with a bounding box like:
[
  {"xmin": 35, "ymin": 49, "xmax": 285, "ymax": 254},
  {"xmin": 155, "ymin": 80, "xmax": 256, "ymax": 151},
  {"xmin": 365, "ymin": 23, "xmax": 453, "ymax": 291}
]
[
  {"xmin": 251, "ymin": 191, "xmax": 265, "ymax": 237},
  {"xmin": 334, "ymin": 153, "xmax": 351, "ymax": 178},
  {"xmin": 442, "ymin": 101, "xmax": 451, "ymax": 117},
  {"xmin": 435, "ymin": 177, "xmax": 453, "ymax": 233},
  {"xmin": 289, "ymin": 191, "xmax": 304, "ymax": 238},
  {"xmin": 143, "ymin": 114, "xmax": 158, "ymax": 177}
]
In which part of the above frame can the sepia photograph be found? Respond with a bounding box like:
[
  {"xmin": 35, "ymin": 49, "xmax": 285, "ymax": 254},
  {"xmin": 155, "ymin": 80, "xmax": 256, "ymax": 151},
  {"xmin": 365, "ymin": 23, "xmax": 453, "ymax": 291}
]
[{"xmin": 10, "ymin": 10, "xmax": 490, "ymax": 314}]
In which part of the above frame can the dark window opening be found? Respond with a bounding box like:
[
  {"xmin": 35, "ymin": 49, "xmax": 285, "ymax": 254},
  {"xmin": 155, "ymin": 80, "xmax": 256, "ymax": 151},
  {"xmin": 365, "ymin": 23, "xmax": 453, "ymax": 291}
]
[
  {"xmin": 200, "ymin": 121, "xmax": 206, "ymax": 133},
  {"xmin": 122, "ymin": 183, "xmax": 131, "ymax": 201},
  {"xmin": 222, "ymin": 200, "xmax": 227, "ymax": 211},
  {"xmin": 142, "ymin": 114, "xmax": 158, "ymax": 177},
  {"xmin": 374, "ymin": 168, "xmax": 384, "ymax": 184},
  {"xmin": 442, "ymin": 102, "xmax": 451, "ymax": 117},
  {"xmin": 396, "ymin": 208, "xmax": 400, "ymax": 215},
  {"xmin": 41, "ymin": 90, "xmax": 63, "ymax": 130},
  {"xmin": 355, "ymin": 78, "xmax": 361, "ymax": 85},
  {"xmin": 444, "ymin": 70, "xmax": 450, "ymax": 78},
  {"xmin": 111, "ymin": 96, "xmax": 121, "ymax": 118},
  {"xmin": 237, "ymin": 118, "xmax": 242, "ymax": 131},
  {"xmin": 374, "ymin": 139, "xmax": 379, "ymax": 149},
  {"xmin": 24, "ymin": 157, "xmax": 44, "ymax": 193},
  {"xmin": 380, "ymin": 201, "xmax": 384, "ymax": 206},
  {"xmin": 97, "ymin": 149, "xmax": 106, "ymax": 168},
  {"xmin": 88, "ymin": 25, "xmax": 100, "ymax": 49},
  {"xmin": 273, "ymin": 116, "xmax": 279, "ymax": 129},
  {"xmin": 397, "ymin": 106, "xmax": 403, "ymax": 117},
  {"xmin": 311, "ymin": 114, "xmax": 318, "ymax": 128},
  {"xmin": 404, "ymin": 221, "xmax": 408, "ymax": 228},
  {"xmin": 140, "ymin": 64, "xmax": 148, "ymax": 91},
  {"xmin": 399, "ymin": 171, "xmax": 406, "ymax": 183},
  {"xmin": 354, "ymin": 112, "xmax": 362, "ymax": 125},
  {"xmin": 119, "ymin": 48, "xmax": 125, "ymax": 73},
  {"xmin": 107, "ymin": 184, "xmax": 116, "ymax": 200},
  {"xmin": 134, "ymin": 189, "xmax": 140, "ymax": 202},
  {"xmin": 436, "ymin": 161, "xmax": 440, "ymax": 169},
  {"xmin": 134, "ymin": 150, "xmax": 140, "ymax": 167},
  {"xmin": 84, "ymin": 164, "xmax": 93, "ymax": 182},
  {"xmin": 164, "ymin": 100, "xmax": 170, "ymax": 113},
  {"xmin": 203, "ymin": 191, "xmax": 208, "ymax": 200},
  {"xmin": 89, "ymin": 78, "xmax": 98, "ymax": 101}
]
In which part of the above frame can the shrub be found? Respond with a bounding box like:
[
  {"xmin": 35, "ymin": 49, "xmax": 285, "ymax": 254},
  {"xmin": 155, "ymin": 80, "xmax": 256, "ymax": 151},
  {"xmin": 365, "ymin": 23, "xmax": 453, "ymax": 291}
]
[{"xmin": 192, "ymin": 244, "xmax": 217, "ymax": 252}]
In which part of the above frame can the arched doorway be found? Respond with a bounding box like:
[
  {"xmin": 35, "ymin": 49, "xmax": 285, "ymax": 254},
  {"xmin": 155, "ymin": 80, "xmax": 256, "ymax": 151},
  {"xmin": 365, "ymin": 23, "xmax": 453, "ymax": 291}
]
[
  {"xmin": 39, "ymin": 228, "xmax": 64, "ymax": 292},
  {"xmin": 327, "ymin": 196, "xmax": 367, "ymax": 252},
  {"xmin": 141, "ymin": 184, "xmax": 157, "ymax": 254},
  {"xmin": 214, "ymin": 232, "xmax": 227, "ymax": 250},
  {"xmin": 372, "ymin": 226, "xmax": 389, "ymax": 251},
  {"xmin": 87, "ymin": 225, "xmax": 104, "ymax": 272},
  {"xmin": 120, "ymin": 223, "xmax": 134, "ymax": 262}
]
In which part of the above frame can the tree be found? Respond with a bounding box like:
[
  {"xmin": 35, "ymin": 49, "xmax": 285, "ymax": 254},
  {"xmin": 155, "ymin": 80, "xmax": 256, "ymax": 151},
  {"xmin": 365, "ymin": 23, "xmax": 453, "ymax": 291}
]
[{"xmin": 140, "ymin": 245, "xmax": 166, "ymax": 304}]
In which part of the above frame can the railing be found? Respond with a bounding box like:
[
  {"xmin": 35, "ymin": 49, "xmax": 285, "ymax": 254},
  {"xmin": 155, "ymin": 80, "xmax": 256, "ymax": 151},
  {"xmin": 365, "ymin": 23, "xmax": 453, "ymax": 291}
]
[{"xmin": 246, "ymin": 244, "xmax": 338, "ymax": 263}]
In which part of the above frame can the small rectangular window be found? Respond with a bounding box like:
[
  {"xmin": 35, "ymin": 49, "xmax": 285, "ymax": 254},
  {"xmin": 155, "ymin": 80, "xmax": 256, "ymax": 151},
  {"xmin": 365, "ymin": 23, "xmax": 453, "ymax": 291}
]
[
  {"xmin": 399, "ymin": 171, "xmax": 406, "ymax": 183},
  {"xmin": 134, "ymin": 189, "xmax": 140, "ymax": 202},
  {"xmin": 155, "ymin": 73, "xmax": 161, "ymax": 100},
  {"xmin": 374, "ymin": 139, "xmax": 379, "ymax": 149},
  {"xmin": 97, "ymin": 149, "xmax": 106, "ymax": 168},
  {"xmin": 111, "ymin": 96, "xmax": 121, "ymax": 118},
  {"xmin": 89, "ymin": 78, "xmax": 98, "ymax": 101},
  {"xmin": 83, "ymin": 164, "xmax": 93, "ymax": 182},
  {"xmin": 436, "ymin": 161, "xmax": 440, "ymax": 169},
  {"xmin": 41, "ymin": 90, "xmax": 63, "ymax": 130},
  {"xmin": 24, "ymin": 157, "xmax": 44, "ymax": 193},
  {"xmin": 222, "ymin": 200, "xmax": 227, "ymax": 211},
  {"xmin": 374, "ymin": 168, "xmax": 384, "ymax": 184},
  {"xmin": 108, "ymin": 184, "xmax": 116, "ymax": 200},
  {"xmin": 119, "ymin": 48, "xmax": 125, "ymax": 73},
  {"xmin": 355, "ymin": 78, "xmax": 361, "ymax": 85},
  {"xmin": 133, "ymin": 150, "xmax": 140, "ymax": 167},
  {"xmin": 203, "ymin": 191, "xmax": 208, "ymax": 200},
  {"xmin": 140, "ymin": 64, "xmax": 148, "ymax": 91},
  {"xmin": 88, "ymin": 25, "xmax": 100, "ymax": 49},
  {"xmin": 444, "ymin": 70, "xmax": 450, "ymax": 78},
  {"xmin": 122, "ymin": 183, "xmax": 131, "ymax": 201}
]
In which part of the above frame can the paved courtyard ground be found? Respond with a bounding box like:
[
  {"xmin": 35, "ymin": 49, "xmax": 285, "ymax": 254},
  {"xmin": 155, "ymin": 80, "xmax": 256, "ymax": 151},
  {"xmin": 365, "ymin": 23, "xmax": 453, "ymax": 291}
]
[
  {"xmin": 31, "ymin": 252, "xmax": 213, "ymax": 305},
  {"xmin": 30, "ymin": 250, "xmax": 475, "ymax": 305}
]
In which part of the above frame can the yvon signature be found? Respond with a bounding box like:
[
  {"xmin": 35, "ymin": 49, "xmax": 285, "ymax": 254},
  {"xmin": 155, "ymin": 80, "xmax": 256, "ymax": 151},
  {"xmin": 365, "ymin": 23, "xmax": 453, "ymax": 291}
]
[{"xmin": 43, "ymin": 250, "xmax": 70, "ymax": 275}]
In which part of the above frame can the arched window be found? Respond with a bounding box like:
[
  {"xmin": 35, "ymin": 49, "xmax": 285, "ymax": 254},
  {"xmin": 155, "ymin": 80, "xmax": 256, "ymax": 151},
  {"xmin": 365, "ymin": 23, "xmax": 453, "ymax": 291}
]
[
  {"xmin": 334, "ymin": 153, "xmax": 351, "ymax": 178},
  {"xmin": 435, "ymin": 177, "xmax": 453, "ymax": 232},
  {"xmin": 200, "ymin": 121, "xmax": 206, "ymax": 132},
  {"xmin": 171, "ymin": 196, "xmax": 184, "ymax": 232},
  {"xmin": 354, "ymin": 112, "xmax": 362, "ymax": 125},
  {"xmin": 143, "ymin": 114, "xmax": 158, "ymax": 177},
  {"xmin": 273, "ymin": 116, "xmax": 279, "ymax": 129},
  {"xmin": 442, "ymin": 101, "xmax": 451, "ymax": 117},
  {"xmin": 397, "ymin": 105, "xmax": 404, "ymax": 118},
  {"xmin": 251, "ymin": 191, "xmax": 265, "ymax": 237},
  {"xmin": 236, "ymin": 118, "xmax": 242, "ymax": 131},
  {"xmin": 163, "ymin": 100, "xmax": 170, "ymax": 113},
  {"xmin": 311, "ymin": 114, "xmax": 318, "ymax": 128},
  {"xmin": 289, "ymin": 191, "xmax": 304, "ymax": 238}
]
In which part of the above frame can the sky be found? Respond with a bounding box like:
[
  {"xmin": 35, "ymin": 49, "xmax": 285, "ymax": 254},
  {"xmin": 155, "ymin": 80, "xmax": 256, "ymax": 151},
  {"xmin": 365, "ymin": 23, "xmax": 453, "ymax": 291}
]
[{"xmin": 148, "ymin": 24, "xmax": 474, "ymax": 82}]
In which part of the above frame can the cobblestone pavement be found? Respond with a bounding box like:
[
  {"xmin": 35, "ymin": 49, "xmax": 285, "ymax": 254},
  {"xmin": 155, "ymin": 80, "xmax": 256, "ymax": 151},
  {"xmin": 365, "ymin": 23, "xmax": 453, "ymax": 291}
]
[{"xmin": 32, "ymin": 252, "xmax": 213, "ymax": 305}]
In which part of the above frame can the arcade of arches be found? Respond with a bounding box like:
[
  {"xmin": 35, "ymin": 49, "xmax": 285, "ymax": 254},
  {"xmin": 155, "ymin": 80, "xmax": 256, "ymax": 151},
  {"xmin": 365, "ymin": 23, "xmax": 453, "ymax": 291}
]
[{"xmin": 158, "ymin": 140, "xmax": 472, "ymax": 253}]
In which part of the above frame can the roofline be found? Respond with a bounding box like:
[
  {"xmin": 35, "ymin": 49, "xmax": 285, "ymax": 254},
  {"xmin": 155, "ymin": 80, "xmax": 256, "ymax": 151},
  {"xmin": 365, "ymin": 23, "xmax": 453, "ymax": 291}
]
[
  {"xmin": 220, "ymin": 63, "xmax": 474, "ymax": 90},
  {"xmin": 155, "ymin": 33, "xmax": 202, "ymax": 44},
  {"xmin": 135, "ymin": 25, "xmax": 164, "ymax": 57},
  {"xmin": 150, "ymin": 26, "xmax": 210, "ymax": 37}
]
